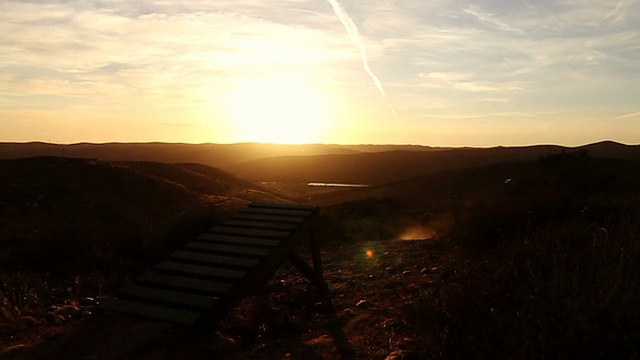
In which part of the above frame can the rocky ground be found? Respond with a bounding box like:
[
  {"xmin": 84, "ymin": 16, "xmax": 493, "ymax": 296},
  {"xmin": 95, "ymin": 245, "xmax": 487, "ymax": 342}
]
[{"xmin": 0, "ymin": 237, "xmax": 457, "ymax": 359}]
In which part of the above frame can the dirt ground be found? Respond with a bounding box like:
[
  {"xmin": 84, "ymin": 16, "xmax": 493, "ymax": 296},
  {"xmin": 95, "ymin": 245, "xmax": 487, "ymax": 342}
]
[{"xmin": 0, "ymin": 238, "xmax": 456, "ymax": 359}]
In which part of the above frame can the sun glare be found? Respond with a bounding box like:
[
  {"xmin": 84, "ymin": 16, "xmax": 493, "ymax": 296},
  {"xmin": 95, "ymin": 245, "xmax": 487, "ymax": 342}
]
[{"xmin": 225, "ymin": 74, "xmax": 328, "ymax": 144}]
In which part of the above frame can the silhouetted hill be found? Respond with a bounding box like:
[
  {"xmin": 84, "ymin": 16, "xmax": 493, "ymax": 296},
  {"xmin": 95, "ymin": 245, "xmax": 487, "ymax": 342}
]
[
  {"xmin": 578, "ymin": 140, "xmax": 640, "ymax": 160},
  {"xmin": 0, "ymin": 156, "xmax": 285, "ymax": 275},
  {"xmin": 310, "ymin": 155, "xmax": 640, "ymax": 208},
  {"xmin": 230, "ymin": 145, "xmax": 563, "ymax": 184},
  {"xmin": 0, "ymin": 142, "xmax": 361, "ymax": 170},
  {"xmin": 231, "ymin": 142, "xmax": 640, "ymax": 184},
  {"xmin": 2, "ymin": 142, "xmax": 638, "ymax": 185}
]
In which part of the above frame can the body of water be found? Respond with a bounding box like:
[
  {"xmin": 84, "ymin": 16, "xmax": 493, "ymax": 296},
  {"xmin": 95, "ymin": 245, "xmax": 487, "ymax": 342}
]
[{"xmin": 306, "ymin": 182, "xmax": 370, "ymax": 188}]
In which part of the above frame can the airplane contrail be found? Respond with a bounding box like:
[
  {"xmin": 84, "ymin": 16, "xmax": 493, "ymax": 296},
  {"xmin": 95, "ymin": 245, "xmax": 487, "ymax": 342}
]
[{"xmin": 326, "ymin": 0, "xmax": 397, "ymax": 116}]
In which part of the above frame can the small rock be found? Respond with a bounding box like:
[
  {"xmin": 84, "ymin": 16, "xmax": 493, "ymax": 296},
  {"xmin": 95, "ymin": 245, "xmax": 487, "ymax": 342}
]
[
  {"xmin": 402, "ymin": 270, "xmax": 412, "ymax": 276},
  {"xmin": 343, "ymin": 308, "xmax": 356, "ymax": 316},
  {"xmin": 356, "ymin": 300, "xmax": 369, "ymax": 308},
  {"xmin": 209, "ymin": 332, "xmax": 240, "ymax": 353},
  {"xmin": 385, "ymin": 350, "xmax": 405, "ymax": 360},
  {"xmin": 305, "ymin": 334, "xmax": 333, "ymax": 346},
  {"xmin": 54, "ymin": 304, "xmax": 79, "ymax": 317},
  {"xmin": 1, "ymin": 344, "xmax": 26, "ymax": 354},
  {"xmin": 80, "ymin": 297, "xmax": 97, "ymax": 306},
  {"xmin": 20, "ymin": 316, "xmax": 39, "ymax": 327},
  {"xmin": 45, "ymin": 312, "xmax": 66, "ymax": 325}
]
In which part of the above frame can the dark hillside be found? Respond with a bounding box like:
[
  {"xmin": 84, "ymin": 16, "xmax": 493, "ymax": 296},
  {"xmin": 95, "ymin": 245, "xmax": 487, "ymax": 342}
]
[
  {"xmin": 231, "ymin": 145, "xmax": 568, "ymax": 184},
  {"xmin": 318, "ymin": 154, "xmax": 640, "ymax": 357},
  {"xmin": 0, "ymin": 156, "xmax": 285, "ymax": 327},
  {"xmin": 313, "ymin": 154, "xmax": 640, "ymax": 206},
  {"xmin": 579, "ymin": 140, "xmax": 640, "ymax": 160},
  {"xmin": 0, "ymin": 142, "xmax": 360, "ymax": 170},
  {"xmin": 0, "ymin": 157, "xmax": 286, "ymax": 272}
]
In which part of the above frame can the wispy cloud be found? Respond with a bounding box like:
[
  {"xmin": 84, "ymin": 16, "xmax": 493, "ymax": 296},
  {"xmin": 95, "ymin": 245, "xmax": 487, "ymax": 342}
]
[
  {"xmin": 418, "ymin": 72, "xmax": 526, "ymax": 93},
  {"xmin": 614, "ymin": 111, "xmax": 640, "ymax": 120},
  {"xmin": 325, "ymin": 0, "xmax": 396, "ymax": 116}
]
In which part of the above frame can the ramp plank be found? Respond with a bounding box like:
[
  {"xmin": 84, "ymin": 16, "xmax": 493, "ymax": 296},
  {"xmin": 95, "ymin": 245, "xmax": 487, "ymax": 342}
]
[
  {"xmin": 154, "ymin": 261, "xmax": 247, "ymax": 280},
  {"xmin": 249, "ymin": 202, "xmax": 318, "ymax": 211},
  {"xmin": 185, "ymin": 242, "xmax": 270, "ymax": 258},
  {"xmin": 117, "ymin": 284, "xmax": 218, "ymax": 310},
  {"xmin": 222, "ymin": 219, "xmax": 298, "ymax": 231},
  {"xmin": 136, "ymin": 272, "xmax": 232, "ymax": 295},
  {"xmin": 197, "ymin": 233, "xmax": 280, "ymax": 248},
  {"xmin": 101, "ymin": 298, "xmax": 201, "ymax": 325},
  {"xmin": 172, "ymin": 250, "xmax": 259, "ymax": 268},
  {"xmin": 230, "ymin": 213, "xmax": 306, "ymax": 223},
  {"xmin": 239, "ymin": 207, "xmax": 314, "ymax": 217},
  {"xmin": 209, "ymin": 226, "xmax": 289, "ymax": 239}
]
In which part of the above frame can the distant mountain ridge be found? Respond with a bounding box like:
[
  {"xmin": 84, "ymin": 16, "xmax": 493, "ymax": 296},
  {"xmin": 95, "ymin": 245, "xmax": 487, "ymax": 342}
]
[
  {"xmin": 231, "ymin": 141, "xmax": 640, "ymax": 184},
  {"xmin": 1, "ymin": 141, "xmax": 638, "ymax": 185},
  {"xmin": 0, "ymin": 142, "xmax": 362, "ymax": 169}
]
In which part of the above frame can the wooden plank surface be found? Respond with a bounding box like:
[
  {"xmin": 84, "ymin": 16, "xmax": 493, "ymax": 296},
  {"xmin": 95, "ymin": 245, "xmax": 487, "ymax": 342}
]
[
  {"xmin": 230, "ymin": 213, "xmax": 306, "ymax": 223},
  {"xmin": 197, "ymin": 233, "xmax": 280, "ymax": 248},
  {"xmin": 172, "ymin": 250, "xmax": 259, "ymax": 268},
  {"xmin": 136, "ymin": 272, "xmax": 232, "ymax": 295},
  {"xmin": 209, "ymin": 226, "xmax": 289, "ymax": 239},
  {"xmin": 101, "ymin": 298, "xmax": 201, "ymax": 325},
  {"xmin": 117, "ymin": 284, "xmax": 218, "ymax": 310},
  {"xmin": 105, "ymin": 202, "xmax": 322, "ymax": 325},
  {"xmin": 185, "ymin": 242, "xmax": 270, "ymax": 258},
  {"xmin": 238, "ymin": 207, "xmax": 314, "ymax": 217},
  {"xmin": 154, "ymin": 261, "xmax": 247, "ymax": 280},
  {"xmin": 221, "ymin": 219, "xmax": 298, "ymax": 231},
  {"xmin": 249, "ymin": 202, "xmax": 318, "ymax": 211}
]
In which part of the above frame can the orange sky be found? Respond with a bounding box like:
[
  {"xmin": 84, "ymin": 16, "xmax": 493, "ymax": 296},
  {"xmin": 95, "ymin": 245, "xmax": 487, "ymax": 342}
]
[{"xmin": 1, "ymin": 0, "xmax": 639, "ymax": 146}]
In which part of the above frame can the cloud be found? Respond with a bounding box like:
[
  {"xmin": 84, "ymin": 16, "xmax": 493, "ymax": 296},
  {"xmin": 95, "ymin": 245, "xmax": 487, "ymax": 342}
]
[
  {"xmin": 418, "ymin": 72, "xmax": 526, "ymax": 92},
  {"xmin": 0, "ymin": 0, "xmax": 360, "ymax": 110},
  {"xmin": 0, "ymin": 0, "xmax": 639, "ymax": 145},
  {"xmin": 325, "ymin": 0, "xmax": 396, "ymax": 115},
  {"xmin": 463, "ymin": 6, "xmax": 523, "ymax": 34},
  {"xmin": 614, "ymin": 111, "xmax": 640, "ymax": 120}
]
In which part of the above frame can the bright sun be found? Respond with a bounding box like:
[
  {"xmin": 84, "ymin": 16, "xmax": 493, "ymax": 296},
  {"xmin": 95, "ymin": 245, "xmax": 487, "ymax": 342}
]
[{"xmin": 225, "ymin": 74, "xmax": 328, "ymax": 144}]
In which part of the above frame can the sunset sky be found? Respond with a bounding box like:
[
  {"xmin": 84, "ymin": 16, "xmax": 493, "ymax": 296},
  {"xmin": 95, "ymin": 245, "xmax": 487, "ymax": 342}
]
[{"xmin": 1, "ymin": 0, "xmax": 639, "ymax": 146}]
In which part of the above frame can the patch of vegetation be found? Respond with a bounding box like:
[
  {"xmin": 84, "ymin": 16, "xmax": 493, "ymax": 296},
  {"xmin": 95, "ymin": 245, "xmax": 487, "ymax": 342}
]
[
  {"xmin": 322, "ymin": 198, "xmax": 424, "ymax": 242},
  {"xmin": 421, "ymin": 156, "xmax": 640, "ymax": 358}
]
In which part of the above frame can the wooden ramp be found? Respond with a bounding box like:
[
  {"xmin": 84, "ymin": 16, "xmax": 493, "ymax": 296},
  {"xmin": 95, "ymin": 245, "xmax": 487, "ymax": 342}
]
[{"xmin": 101, "ymin": 202, "xmax": 326, "ymax": 325}]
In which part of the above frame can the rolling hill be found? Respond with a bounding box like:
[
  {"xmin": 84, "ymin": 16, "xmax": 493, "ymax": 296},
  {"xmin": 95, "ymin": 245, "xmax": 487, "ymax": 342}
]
[
  {"xmin": 0, "ymin": 156, "xmax": 286, "ymax": 275},
  {"xmin": 0, "ymin": 142, "xmax": 361, "ymax": 170},
  {"xmin": 230, "ymin": 141, "xmax": 640, "ymax": 184},
  {"xmin": 2, "ymin": 141, "xmax": 638, "ymax": 187}
]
